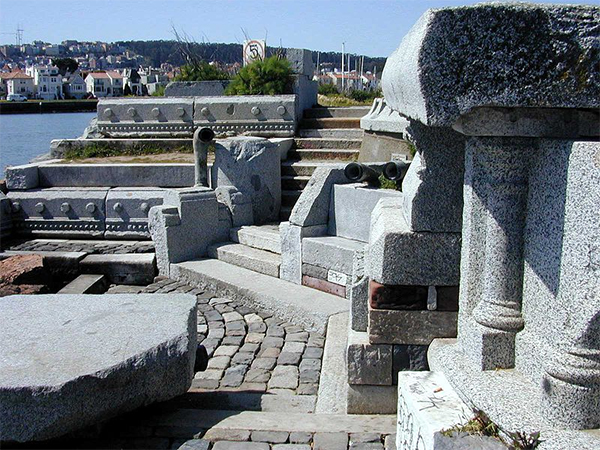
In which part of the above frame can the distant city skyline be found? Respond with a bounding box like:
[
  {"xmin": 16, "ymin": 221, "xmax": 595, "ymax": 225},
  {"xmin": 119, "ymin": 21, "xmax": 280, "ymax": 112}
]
[{"xmin": 0, "ymin": 0, "xmax": 594, "ymax": 57}]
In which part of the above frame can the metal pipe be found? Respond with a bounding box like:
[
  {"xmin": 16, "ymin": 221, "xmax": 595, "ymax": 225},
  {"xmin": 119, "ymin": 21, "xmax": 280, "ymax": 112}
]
[
  {"xmin": 344, "ymin": 162, "xmax": 381, "ymax": 184},
  {"xmin": 383, "ymin": 161, "xmax": 410, "ymax": 183},
  {"xmin": 193, "ymin": 127, "xmax": 215, "ymax": 187}
]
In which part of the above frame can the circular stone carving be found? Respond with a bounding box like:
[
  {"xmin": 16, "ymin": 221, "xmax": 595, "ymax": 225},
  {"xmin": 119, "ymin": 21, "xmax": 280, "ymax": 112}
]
[
  {"xmin": 140, "ymin": 202, "xmax": 149, "ymax": 214},
  {"xmin": 85, "ymin": 203, "xmax": 96, "ymax": 213},
  {"xmin": 201, "ymin": 107, "xmax": 210, "ymax": 117},
  {"xmin": 226, "ymin": 104, "xmax": 235, "ymax": 115},
  {"xmin": 176, "ymin": 107, "xmax": 185, "ymax": 117},
  {"xmin": 34, "ymin": 202, "xmax": 45, "ymax": 213},
  {"xmin": 251, "ymin": 106, "xmax": 261, "ymax": 116},
  {"xmin": 113, "ymin": 202, "xmax": 123, "ymax": 212},
  {"xmin": 151, "ymin": 107, "xmax": 160, "ymax": 118},
  {"xmin": 127, "ymin": 107, "xmax": 137, "ymax": 117},
  {"xmin": 277, "ymin": 105, "xmax": 286, "ymax": 115},
  {"xmin": 103, "ymin": 108, "xmax": 113, "ymax": 118},
  {"xmin": 11, "ymin": 202, "xmax": 21, "ymax": 212},
  {"xmin": 60, "ymin": 203, "xmax": 71, "ymax": 213}
]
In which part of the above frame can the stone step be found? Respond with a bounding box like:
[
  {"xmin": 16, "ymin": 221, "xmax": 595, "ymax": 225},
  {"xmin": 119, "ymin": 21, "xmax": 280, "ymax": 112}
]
[
  {"xmin": 127, "ymin": 408, "xmax": 396, "ymax": 436},
  {"xmin": 57, "ymin": 274, "xmax": 108, "ymax": 294},
  {"xmin": 207, "ymin": 242, "xmax": 281, "ymax": 278},
  {"xmin": 294, "ymin": 137, "xmax": 362, "ymax": 150},
  {"xmin": 80, "ymin": 253, "xmax": 157, "ymax": 285},
  {"xmin": 303, "ymin": 106, "xmax": 371, "ymax": 119},
  {"xmin": 300, "ymin": 117, "xmax": 361, "ymax": 129},
  {"xmin": 282, "ymin": 189, "xmax": 302, "ymax": 207},
  {"xmin": 282, "ymin": 175, "xmax": 311, "ymax": 191},
  {"xmin": 281, "ymin": 161, "xmax": 343, "ymax": 177},
  {"xmin": 287, "ymin": 149, "xmax": 358, "ymax": 161},
  {"xmin": 298, "ymin": 128, "xmax": 364, "ymax": 139},
  {"xmin": 230, "ymin": 224, "xmax": 282, "ymax": 254},
  {"xmin": 170, "ymin": 258, "xmax": 349, "ymax": 334}
]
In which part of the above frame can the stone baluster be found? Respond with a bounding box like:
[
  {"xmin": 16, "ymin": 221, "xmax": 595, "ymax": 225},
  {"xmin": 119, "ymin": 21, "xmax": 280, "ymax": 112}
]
[{"xmin": 467, "ymin": 137, "xmax": 531, "ymax": 369}]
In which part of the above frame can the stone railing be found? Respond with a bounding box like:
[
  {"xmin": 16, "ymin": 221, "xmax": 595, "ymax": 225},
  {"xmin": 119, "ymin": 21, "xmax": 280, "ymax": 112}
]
[{"xmin": 96, "ymin": 95, "xmax": 298, "ymax": 138}]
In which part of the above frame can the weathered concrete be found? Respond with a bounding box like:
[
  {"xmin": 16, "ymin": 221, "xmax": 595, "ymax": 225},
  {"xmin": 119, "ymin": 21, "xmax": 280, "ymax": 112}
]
[{"xmin": 0, "ymin": 294, "xmax": 197, "ymax": 442}]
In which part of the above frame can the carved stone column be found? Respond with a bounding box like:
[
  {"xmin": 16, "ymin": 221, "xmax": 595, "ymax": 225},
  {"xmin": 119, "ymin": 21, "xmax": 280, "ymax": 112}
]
[
  {"xmin": 543, "ymin": 341, "xmax": 600, "ymax": 429},
  {"xmin": 466, "ymin": 137, "xmax": 531, "ymax": 369}
]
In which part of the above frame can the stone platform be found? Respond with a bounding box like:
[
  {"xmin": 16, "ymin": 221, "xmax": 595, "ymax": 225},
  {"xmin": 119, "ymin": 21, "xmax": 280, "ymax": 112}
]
[{"xmin": 0, "ymin": 294, "xmax": 197, "ymax": 443}]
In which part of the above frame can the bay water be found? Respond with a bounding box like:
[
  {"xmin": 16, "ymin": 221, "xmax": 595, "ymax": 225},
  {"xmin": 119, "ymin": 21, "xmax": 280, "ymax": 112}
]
[{"xmin": 0, "ymin": 112, "xmax": 95, "ymax": 172}]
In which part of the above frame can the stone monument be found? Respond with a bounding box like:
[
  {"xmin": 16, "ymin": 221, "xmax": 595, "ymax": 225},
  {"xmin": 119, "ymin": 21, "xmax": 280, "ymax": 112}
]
[{"xmin": 380, "ymin": 3, "xmax": 600, "ymax": 448}]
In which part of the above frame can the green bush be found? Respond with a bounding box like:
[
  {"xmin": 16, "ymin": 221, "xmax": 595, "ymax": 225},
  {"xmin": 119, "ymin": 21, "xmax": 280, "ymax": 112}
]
[
  {"xmin": 175, "ymin": 62, "xmax": 229, "ymax": 82},
  {"xmin": 63, "ymin": 142, "xmax": 193, "ymax": 160},
  {"xmin": 151, "ymin": 85, "xmax": 166, "ymax": 97},
  {"xmin": 225, "ymin": 55, "xmax": 292, "ymax": 95},
  {"xmin": 318, "ymin": 83, "xmax": 339, "ymax": 96},
  {"xmin": 349, "ymin": 88, "xmax": 382, "ymax": 102}
]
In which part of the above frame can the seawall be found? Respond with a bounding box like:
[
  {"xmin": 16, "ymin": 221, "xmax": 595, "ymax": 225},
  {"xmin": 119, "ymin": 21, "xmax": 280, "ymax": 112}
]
[{"xmin": 0, "ymin": 100, "xmax": 98, "ymax": 115}]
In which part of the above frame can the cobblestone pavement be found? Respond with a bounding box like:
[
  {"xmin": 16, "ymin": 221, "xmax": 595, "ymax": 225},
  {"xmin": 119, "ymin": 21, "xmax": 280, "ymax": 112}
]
[
  {"xmin": 3, "ymin": 238, "xmax": 155, "ymax": 254},
  {"xmin": 142, "ymin": 278, "xmax": 324, "ymax": 397},
  {"xmin": 5, "ymin": 241, "xmax": 396, "ymax": 450}
]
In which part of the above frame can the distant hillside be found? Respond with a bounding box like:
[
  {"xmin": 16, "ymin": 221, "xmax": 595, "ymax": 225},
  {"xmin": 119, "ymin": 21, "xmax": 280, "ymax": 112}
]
[{"xmin": 117, "ymin": 40, "xmax": 387, "ymax": 73}]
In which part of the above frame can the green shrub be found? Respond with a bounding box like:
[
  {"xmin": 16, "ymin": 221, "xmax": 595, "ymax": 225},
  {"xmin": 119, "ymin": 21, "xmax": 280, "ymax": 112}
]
[
  {"xmin": 63, "ymin": 142, "xmax": 193, "ymax": 160},
  {"xmin": 318, "ymin": 83, "xmax": 339, "ymax": 96},
  {"xmin": 151, "ymin": 85, "xmax": 166, "ymax": 97},
  {"xmin": 175, "ymin": 62, "xmax": 229, "ymax": 82},
  {"xmin": 225, "ymin": 55, "xmax": 292, "ymax": 95},
  {"xmin": 349, "ymin": 88, "xmax": 382, "ymax": 102}
]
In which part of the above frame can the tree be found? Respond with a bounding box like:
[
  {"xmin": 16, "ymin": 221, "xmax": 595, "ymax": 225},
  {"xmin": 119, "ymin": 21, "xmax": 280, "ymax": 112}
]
[
  {"xmin": 225, "ymin": 55, "xmax": 292, "ymax": 95},
  {"xmin": 52, "ymin": 58, "xmax": 79, "ymax": 75}
]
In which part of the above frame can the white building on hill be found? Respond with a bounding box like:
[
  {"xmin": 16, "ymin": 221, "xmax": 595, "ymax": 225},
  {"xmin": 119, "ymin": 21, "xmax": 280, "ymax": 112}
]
[
  {"xmin": 25, "ymin": 65, "xmax": 63, "ymax": 100},
  {"xmin": 84, "ymin": 71, "xmax": 124, "ymax": 97}
]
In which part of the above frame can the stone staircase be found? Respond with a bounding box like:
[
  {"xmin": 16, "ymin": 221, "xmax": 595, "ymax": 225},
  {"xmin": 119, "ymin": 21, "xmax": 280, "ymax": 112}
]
[
  {"xmin": 207, "ymin": 224, "xmax": 283, "ymax": 278},
  {"xmin": 280, "ymin": 106, "xmax": 370, "ymax": 221}
]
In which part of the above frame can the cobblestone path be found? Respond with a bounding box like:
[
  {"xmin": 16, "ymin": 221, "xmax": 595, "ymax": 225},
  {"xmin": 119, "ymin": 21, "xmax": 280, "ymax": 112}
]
[
  {"xmin": 5, "ymin": 240, "xmax": 396, "ymax": 450},
  {"xmin": 142, "ymin": 278, "xmax": 324, "ymax": 397}
]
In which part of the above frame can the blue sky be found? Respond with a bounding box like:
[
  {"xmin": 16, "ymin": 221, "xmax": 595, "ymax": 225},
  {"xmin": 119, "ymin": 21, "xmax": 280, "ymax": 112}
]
[{"xmin": 0, "ymin": 0, "xmax": 595, "ymax": 57}]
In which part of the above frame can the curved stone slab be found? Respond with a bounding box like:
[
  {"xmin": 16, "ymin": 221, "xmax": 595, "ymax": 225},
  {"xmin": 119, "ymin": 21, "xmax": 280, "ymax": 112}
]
[
  {"xmin": 382, "ymin": 3, "xmax": 600, "ymax": 126},
  {"xmin": 0, "ymin": 294, "xmax": 197, "ymax": 443}
]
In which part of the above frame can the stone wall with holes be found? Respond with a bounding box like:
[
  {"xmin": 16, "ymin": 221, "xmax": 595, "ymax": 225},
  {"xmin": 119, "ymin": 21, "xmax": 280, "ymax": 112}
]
[
  {"xmin": 3, "ymin": 162, "xmax": 197, "ymax": 241},
  {"xmin": 96, "ymin": 95, "xmax": 298, "ymax": 138}
]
